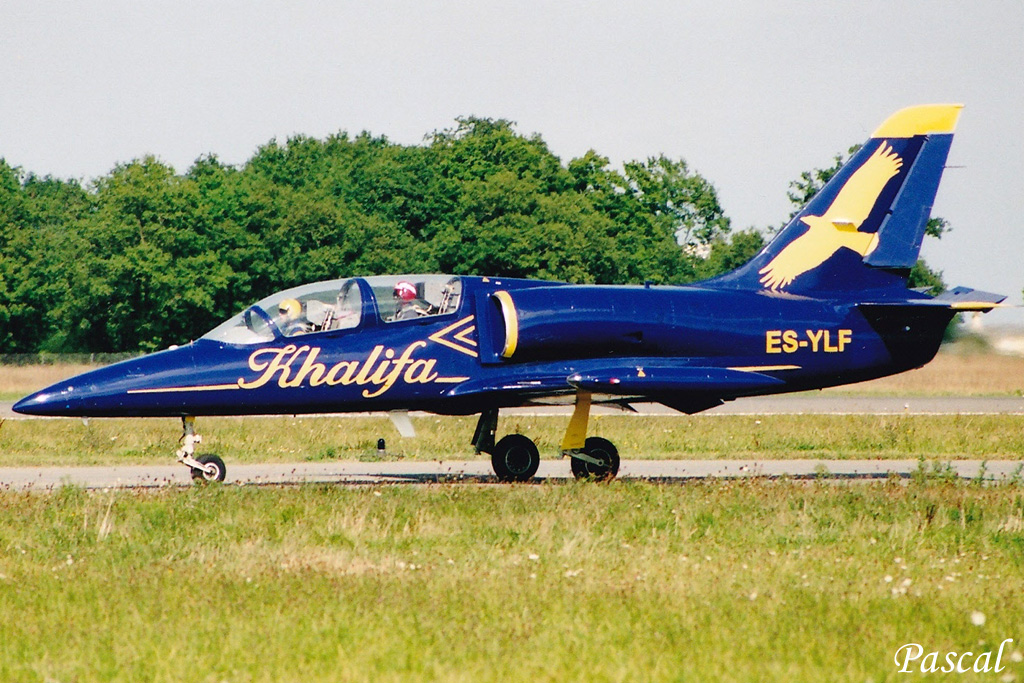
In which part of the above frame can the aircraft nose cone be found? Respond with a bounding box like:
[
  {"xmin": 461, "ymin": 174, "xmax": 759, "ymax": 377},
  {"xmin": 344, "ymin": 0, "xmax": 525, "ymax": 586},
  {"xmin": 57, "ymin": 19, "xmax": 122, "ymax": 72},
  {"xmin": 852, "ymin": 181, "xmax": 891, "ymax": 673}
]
[
  {"xmin": 11, "ymin": 345, "xmax": 198, "ymax": 417},
  {"xmin": 12, "ymin": 386, "xmax": 85, "ymax": 416}
]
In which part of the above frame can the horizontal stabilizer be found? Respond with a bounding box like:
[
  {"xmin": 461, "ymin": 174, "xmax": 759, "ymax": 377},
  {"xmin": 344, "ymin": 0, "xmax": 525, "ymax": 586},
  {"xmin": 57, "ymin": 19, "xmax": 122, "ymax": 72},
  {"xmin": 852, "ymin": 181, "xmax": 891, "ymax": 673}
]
[
  {"xmin": 931, "ymin": 287, "xmax": 1007, "ymax": 310},
  {"xmin": 567, "ymin": 365, "xmax": 785, "ymax": 395},
  {"xmin": 858, "ymin": 287, "xmax": 1007, "ymax": 313}
]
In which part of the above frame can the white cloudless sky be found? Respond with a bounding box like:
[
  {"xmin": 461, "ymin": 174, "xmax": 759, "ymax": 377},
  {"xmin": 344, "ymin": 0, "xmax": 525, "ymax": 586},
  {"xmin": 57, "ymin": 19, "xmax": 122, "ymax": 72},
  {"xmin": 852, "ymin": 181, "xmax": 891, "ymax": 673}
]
[{"xmin": 2, "ymin": 1, "xmax": 1022, "ymax": 322}]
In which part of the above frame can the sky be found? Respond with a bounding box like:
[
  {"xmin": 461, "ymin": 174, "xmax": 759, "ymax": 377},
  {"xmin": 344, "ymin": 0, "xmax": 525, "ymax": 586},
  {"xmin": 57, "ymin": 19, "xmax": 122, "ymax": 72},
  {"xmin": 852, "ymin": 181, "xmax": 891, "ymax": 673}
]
[{"xmin": 2, "ymin": 1, "xmax": 1022, "ymax": 324}]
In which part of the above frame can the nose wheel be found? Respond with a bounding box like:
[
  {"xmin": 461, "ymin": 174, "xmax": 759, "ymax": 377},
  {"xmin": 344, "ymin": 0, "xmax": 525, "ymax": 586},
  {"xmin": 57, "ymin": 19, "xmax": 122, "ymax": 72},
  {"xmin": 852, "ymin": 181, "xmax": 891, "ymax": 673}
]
[
  {"xmin": 177, "ymin": 417, "xmax": 227, "ymax": 483},
  {"xmin": 190, "ymin": 454, "xmax": 227, "ymax": 483}
]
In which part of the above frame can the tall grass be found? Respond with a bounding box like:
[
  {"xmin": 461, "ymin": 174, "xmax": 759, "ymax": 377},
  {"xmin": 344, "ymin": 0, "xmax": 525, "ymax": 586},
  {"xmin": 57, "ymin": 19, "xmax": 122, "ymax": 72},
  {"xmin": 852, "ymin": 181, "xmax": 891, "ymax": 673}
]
[{"xmin": 0, "ymin": 482, "xmax": 1021, "ymax": 681}]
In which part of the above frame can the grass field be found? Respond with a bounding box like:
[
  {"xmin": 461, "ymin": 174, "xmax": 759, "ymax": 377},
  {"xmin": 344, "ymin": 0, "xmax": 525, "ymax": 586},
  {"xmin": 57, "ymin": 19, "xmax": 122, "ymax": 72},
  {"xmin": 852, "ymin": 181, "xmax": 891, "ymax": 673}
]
[
  {"xmin": 1, "ymin": 413, "xmax": 1023, "ymax": 467},
  {"xmin": 2, "ymin": 352, "xmax": 1022, "ymax": 682},
  {"xmin": 1, "ymin": 481, "xmax": 1022, "ymax": 682}
]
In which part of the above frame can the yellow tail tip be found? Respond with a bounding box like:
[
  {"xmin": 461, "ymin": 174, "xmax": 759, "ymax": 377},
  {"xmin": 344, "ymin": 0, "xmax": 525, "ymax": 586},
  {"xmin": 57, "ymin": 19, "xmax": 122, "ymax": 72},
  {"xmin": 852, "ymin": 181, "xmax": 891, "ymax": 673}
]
[{"xmin": 872, "ymin": 104, "xmax": 964, "ymax": 138}]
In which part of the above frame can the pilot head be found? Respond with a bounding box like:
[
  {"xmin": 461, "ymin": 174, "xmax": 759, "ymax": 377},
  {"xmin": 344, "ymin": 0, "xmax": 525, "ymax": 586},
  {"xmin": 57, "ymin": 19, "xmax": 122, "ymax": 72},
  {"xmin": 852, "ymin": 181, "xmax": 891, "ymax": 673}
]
[
  {"xmin": 393, "ymin": 281, "xmax": 417, "ymax": 302},
  {"xmin": 278, "ymin": 298, "xmax": 302, "ymax": 320}
]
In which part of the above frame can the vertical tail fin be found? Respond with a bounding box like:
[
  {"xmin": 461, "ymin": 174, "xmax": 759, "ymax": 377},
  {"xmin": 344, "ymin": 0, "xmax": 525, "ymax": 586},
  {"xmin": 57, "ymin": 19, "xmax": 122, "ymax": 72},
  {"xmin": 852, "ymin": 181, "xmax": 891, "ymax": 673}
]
[{"xmin": 711, "ymin": 104, "xmax": 962, "ymax": 295}]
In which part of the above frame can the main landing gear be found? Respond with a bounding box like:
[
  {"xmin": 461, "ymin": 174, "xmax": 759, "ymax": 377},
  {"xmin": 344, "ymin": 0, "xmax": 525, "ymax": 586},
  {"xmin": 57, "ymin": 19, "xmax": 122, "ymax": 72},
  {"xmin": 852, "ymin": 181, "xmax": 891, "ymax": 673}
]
[
  {"xmin": 473, "ymin": 391, "xmax": 620, "ymax": 483},
  {"xmin": 177, "ymin": 416, "xmax": 226, "ymax": 483}
]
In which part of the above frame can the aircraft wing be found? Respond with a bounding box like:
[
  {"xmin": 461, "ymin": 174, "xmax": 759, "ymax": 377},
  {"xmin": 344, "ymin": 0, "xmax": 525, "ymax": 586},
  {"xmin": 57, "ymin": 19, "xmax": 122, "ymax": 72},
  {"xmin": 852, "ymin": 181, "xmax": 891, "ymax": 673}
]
[
  {"xmin": 566, "ymin": 365, "xmax": 786, "ymax": 394},
  {"xmin": 443, "ymin": 363, "xmax": 784, "ymax": 400},
  {"xmin": 443, "ymin": 373, "xmax": 579, "ymax": 398}
]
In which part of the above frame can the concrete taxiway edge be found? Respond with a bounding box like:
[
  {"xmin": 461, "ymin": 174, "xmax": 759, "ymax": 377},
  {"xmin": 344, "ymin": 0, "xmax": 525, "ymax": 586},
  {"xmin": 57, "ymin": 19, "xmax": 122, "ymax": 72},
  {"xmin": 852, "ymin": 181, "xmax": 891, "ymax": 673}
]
[{"xmin": 1, "ymin": 459, "xmax": 1021, "ymax": 490}]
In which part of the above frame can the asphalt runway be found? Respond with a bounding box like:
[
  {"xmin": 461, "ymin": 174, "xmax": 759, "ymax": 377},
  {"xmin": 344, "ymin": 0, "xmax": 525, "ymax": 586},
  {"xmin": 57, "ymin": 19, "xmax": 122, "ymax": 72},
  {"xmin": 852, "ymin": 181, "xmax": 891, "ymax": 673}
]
[{"xmin": 1, "ymin": 459, "xmax": 1021, "ymax": 490}]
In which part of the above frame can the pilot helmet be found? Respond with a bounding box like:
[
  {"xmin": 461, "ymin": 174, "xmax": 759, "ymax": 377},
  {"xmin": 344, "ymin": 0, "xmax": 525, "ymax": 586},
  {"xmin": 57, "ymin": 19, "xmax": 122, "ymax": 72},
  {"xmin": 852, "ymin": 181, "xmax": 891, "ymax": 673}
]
[
  {"xmin": 394, "ymin": 281, "xmax": 417, "ymax": 302},
  {"xmin": 278, "ymin": 298, "xmax": 302, "ymax": 319}
]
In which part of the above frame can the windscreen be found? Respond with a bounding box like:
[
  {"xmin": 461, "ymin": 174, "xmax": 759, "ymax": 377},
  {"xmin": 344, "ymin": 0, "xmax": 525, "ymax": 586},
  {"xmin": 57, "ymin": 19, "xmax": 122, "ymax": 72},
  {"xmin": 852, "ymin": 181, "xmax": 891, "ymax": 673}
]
[
  {"xmin": 202, "ymin": 278, "xmax": 363, "ymax": 344},
  {"xmin": 201, "ymin": 275, "xmax": 463, "ymax": 344},
  {"xmin": 363, "ymin": 275, "xmax": 462, "ymax": 323}
]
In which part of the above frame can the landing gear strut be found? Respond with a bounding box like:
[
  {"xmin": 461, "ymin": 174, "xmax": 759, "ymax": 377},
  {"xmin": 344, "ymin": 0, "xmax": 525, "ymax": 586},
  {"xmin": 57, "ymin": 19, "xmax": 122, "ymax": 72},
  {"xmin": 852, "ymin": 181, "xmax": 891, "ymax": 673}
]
[
  {"xmin": 472, "ymin": 392, "xmax": 620, "ymax": 483},
  {"xmin": 177, "ymin": 416, "xmax": 226, "ymax": 483},
  {"xmin": 560, "ymin": 392, "xmax": 619, "ymax": 481},
  {"xmin": 474, "ymin": 408, "xmax": 541, "ymax": 482}
]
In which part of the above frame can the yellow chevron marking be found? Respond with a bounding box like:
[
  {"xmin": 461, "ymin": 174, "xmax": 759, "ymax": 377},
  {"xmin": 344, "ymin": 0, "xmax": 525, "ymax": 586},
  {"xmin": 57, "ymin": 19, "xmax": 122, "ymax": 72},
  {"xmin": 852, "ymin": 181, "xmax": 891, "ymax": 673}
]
[
  {"xmin": 453, "ymin": 325, "xmax": 477, "ymax": 347},
  {"xmin": 428, "ymin": 315, "xmax": 479, "ymax": 357}
]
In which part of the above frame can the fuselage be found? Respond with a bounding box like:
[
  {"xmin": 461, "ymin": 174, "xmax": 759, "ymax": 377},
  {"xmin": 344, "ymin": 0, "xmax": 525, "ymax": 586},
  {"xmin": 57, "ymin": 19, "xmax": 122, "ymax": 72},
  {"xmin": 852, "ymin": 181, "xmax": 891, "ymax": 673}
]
[
  {"xmin": 13, "ymin": 274, "xmax": 953, "ymax": 418},
  {"xmin": 13, "ymin": 106, "xmax": 984, "ymax": 423}
]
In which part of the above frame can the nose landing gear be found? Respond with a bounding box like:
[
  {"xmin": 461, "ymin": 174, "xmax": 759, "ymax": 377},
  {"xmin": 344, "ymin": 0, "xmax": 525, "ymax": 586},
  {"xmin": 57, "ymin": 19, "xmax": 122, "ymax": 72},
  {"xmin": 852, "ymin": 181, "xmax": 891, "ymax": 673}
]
[
  {"xmin": 177, "ymin": 416, "xmax": 226, "ymax": 483},
  {"xmin": 191, "ymin": 453, "xmax": 226, "ymax": 482}
]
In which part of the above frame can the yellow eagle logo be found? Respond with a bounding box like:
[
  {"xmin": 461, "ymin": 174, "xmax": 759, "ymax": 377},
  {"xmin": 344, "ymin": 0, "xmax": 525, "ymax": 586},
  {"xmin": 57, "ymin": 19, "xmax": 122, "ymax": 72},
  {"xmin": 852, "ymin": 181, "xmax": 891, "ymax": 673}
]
[{"xmin": 759, "ymin": 143, "xmax": 904, "ymax": 291}]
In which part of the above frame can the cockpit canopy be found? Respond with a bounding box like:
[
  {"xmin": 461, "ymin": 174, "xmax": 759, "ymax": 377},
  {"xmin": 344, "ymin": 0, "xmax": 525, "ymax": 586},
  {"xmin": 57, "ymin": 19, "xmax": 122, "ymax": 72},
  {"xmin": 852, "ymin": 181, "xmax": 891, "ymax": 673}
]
[{"xmin": 203, "ymin": 275, "xmax": 463, "ymax": 345}]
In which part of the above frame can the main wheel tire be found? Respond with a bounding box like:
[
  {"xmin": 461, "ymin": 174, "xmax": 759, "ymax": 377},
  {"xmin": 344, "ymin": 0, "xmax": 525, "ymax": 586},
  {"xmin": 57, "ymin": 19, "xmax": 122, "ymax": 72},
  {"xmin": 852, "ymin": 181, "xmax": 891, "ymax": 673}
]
[
  {"xmin": 491, "ymin": 434, "xmax": 540, "ymax": 483},
  {"xmin": 570, "ymin": 437, "xmax": 620, "ymax": 481},
  {"xmin": 191, "ymin": 454, "xmax": 226, "ymax": 483}
]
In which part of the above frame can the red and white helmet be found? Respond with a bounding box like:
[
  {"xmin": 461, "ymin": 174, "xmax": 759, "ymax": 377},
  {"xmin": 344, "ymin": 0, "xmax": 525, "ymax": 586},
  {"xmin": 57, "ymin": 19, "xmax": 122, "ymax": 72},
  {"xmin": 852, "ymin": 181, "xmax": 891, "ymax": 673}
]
[{"xmin": 394, "ymin": 281, "xmax": 417, "ymax": 301}]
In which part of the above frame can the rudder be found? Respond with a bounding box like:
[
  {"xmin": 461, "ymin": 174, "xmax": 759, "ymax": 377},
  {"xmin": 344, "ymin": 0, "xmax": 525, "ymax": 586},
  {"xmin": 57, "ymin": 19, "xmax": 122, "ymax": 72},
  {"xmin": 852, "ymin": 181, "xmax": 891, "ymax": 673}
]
[{"xmin": 709, "ymin": 104, "xmax": 962, "ymax": 295}]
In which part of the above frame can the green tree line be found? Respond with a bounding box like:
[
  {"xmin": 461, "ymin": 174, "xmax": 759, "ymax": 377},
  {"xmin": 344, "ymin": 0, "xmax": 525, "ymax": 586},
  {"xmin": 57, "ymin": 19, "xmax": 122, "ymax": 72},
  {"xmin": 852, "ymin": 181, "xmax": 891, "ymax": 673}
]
[{"xmin": 0, "ymin": 118, "xmax": 941, "ymax": 354}]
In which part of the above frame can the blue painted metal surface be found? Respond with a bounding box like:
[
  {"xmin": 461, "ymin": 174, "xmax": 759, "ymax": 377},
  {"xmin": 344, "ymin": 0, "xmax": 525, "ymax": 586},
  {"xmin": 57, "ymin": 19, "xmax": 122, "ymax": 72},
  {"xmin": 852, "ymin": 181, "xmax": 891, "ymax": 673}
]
[{"xmin": 13, "ymin": 105, "xmax": 1004, "ymax": 421}]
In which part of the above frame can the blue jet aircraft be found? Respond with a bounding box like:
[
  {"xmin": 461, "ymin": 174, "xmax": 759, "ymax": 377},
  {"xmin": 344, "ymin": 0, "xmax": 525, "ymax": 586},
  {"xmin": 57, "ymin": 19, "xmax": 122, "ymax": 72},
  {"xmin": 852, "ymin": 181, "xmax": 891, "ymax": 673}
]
[{"xmin": 14, "ymin": 104, "xmax": 1005, "ymax": 483}]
